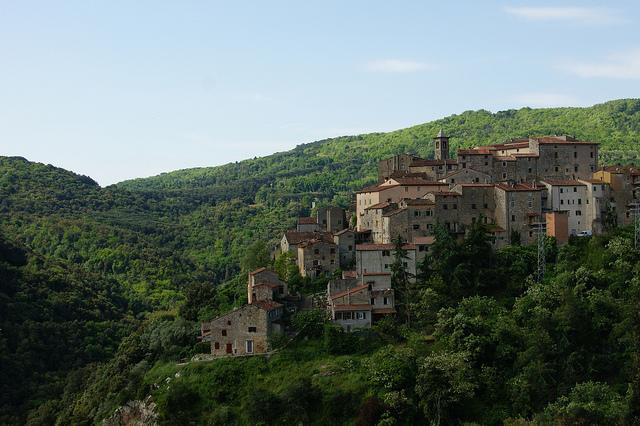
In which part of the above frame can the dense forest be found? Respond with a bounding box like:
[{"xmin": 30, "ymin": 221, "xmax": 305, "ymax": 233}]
[{"xmin": 1, "ymin": 99, "xmax": 640, "ymax": 424}]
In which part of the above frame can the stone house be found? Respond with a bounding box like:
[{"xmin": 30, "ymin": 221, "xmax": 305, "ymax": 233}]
[
  {"xmin": 317, "ymin": 206, "xmax": 347, "ymax": 233},
  {"xmin": 493, "ymin": 183, "xmax": 543, "ymax": 245},
  {"xmin": 579, "ymin": 179, "xmax": 612, "ymax": 234},
  {"xmin": 355, "ymin": 243, "xmax": 421, "ymax": 279},
  {"xmin": 280, "ymin": 231, "xmax": 333, "ymax": 259},
  {"xmin": 297, "ymin": 217, "xmax": 320, "ymax": 232},
  {"xmin": 200, "ymin": 300, "xmax": 284, "ymax": 357},
  {"xmin": 297, "ymin": 238, "xmax": 339, "ymax": 278},
  {"xmin": 327, "ymin": 280, "xmax": 372, "ymax": 330},
  {"xmin": 333, "ymin": 228, "xmax": 356, "ymax": 268},
  {"xmin": 439, "ymin": 168, "xmax": 492, "ymax": 185},
  {"xmin": 247, "ymin": 267, "xmax": 287, "ymax": 305},
  {"xmin": 593, "ymin": 165, "xmax": 640, "ymax": 226}
]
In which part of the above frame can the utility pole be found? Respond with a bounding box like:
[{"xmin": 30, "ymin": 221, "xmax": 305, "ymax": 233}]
[
  {"xmin": 530, "ymin": 209, "xmax": 547, "ymax": 282},
  {"xmin": 629, "ymin": 201, "xmax": 640, "ymax": 249}
]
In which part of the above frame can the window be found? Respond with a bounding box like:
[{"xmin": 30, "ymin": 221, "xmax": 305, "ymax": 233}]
[
  {"xmin": 502, "ymin": 161, "xmax": 507, "ymax": 167},
  {"xmin": 227, "ymin": 320, "xmax": 231, "ymax": 325},
  {"xmin": 384, "ymin": 264, "xmax": 389, "ymax": 269},
  {"xmin": 511, "ymin": 215, "xmax": 516, "ymax": 222},
  {"xmin": 222, "ymin": 329, "xmax": 227, "ymax": 336},
  {"xmin": 472, "ymin": 203, "xmax": 477, "ymax": 209},
  {"xmin": 576, "ymin": 210, "xmax": 582, "ymax": 216},
  {"xmin": 371, "ymin": 298, "xmax": 375, "ymax": 305},
  {"xmin": 574, "ymin": 166, "xmax": 578, "ymax": 172},
  {"xmin": 343, "ymin": 312, "xmax": 352, "ymax": 320},
  {"xmin": 356, "ymin": 312, "xmax": 366, "ymax": 320},
  {"xmin": 554, "ymin": 152, "xmax": 558, "ymax": 158},
  {"xmin": 335, "ymin": 312, "xmax": 343, "ymax": 320},
  {"xmin": 330, "ymin": 248, "xmax": 335, "ymax": 254},
  {"xmin": 502, "ymin": 173, "xmax": 507, "ymax": 179},
  {"xmin": 561, "ymin": 200, "xmax": 564, "ymax": 205},
  {"xmin": 485, "ymin": 161, "xmax": 489, "ymax": 166},
  {"xmin": 578, "ymin": 199, "xmax": 582, "ymax": 205},
  {"xmin": 412, "ymin": 224, "xmax": 420, "ymax": 230},
  {"xmin": 462, "ymin": 163, "xmax": 466, "ymax": 169},
  {"xmin": 574, "ymin": 152, "xmax": 577, "ymax": 158},
  {"xmin": 443, "ymin": 204, "xmax": 448, "ymax": 210},
  {"xmin": 590, "ymin": 152, "xmax": 594, "ymax": 158},
  {"xmin": 555, "ymin": 167, "xmax": 559, "ymax": 172},
  {"xmin": 383, "ymin": 297, "xmax": 388, "ymax": 305},
  {"xmin": 314, "ymin": 249, "xmax": 319, "ymax": 255},
  {"xmin": 405, "ymin": 187, "xmax": 408, "ymax": 192},
  {"xmin": 453, "ymin": 204, "xmax": 457, "ymax": 209},
  {"xmin": 573, "ymin": 187, "xmax": 577, "ymax": 193},
  {"xmin": 246, "ymin": 340, "xmax": 253, "ymax": 354},
  {"xmin": 484, "ymin": 203, "xmax": 488, "ymax": 209},
  {"xmin": 215, "ymin": 342, "xmax": 220, "ymax": 350},
  {"xmin": 528, "ymin": 167, "xmax": 532, "ymax": 173},
  {"xmin": 248, "ymin": 326, "xmax": 257, "ymax": 333},
  {"xmin": 382, "ymin": 250, "xmax": 390, "ymax": 257},
  {"xmin": 560, "ymin": 188, "xmax": 564, "ymax": 193}
]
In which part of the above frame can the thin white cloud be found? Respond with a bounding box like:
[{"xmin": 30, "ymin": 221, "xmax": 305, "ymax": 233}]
[
  {"xmin": 504, "ymin": 6, "xmax": 621, "ymax": 24},
  {"xmin": 512, "ymin": 92, "xmax": 581, "ymax": 108},
  {"xmin": 559, "ymin": 49, "xmax": 640, "ymax": 79},
  {"xmin": 366, "ymin": 59, "xmax": 436, "ymax": 73}
]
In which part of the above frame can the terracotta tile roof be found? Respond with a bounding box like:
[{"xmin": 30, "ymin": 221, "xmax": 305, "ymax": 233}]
[
  {"xmin": 401, "ymin": 198, "xmax": 435, "ymax": 206},
  {"xmin": 333, "ymin": 228, "xmax": 354, "ymax": 236},
  {"xmin": 460, "ymin": 183, "xmax": 494, "ymax": 187},
  {"xmin": 387, "ymin": 177, "xmax": 449, "ymax": 186},
  {"xmin": 413, "ymin": 236, "xmax": 436, "ymax": 245},
  {"xmin": 356, "ymin": 243, "xmax": 416, "ymax": 250},
  {"xmin": 249, "ymin": 267, "xmax": 267, "ymax": 275},
  {"xmin": 298, "ymin": 217, "xmax": 317, "ymax": 225},
  {"xmin": 410, "ymin": 159, "xmax": 457, "ymax": 166},
  {"xmin": 495, "ymin": 183, "xmax": 543, "ymax": 192},
  {"xmin": 330, "ymin": 283, "xmax": 369, "ymax": 300},
  {"xmin": 365, "ymin": 201, "xmax": 393, "ymax": 210},
  {"xmin": 298, "ymin": 238, "xmax": 337, "ymax": 248},
  {"xmin": 253, "ymin": 300, "xmax": 284, "ymax": 311},
  {"xmin": 494, "ymin": 155, "xmax": 516, "ymax": 161},
  {"xmin": 441, "ymin": 168, "xmax": 491, "ymax": 179},
  {"xmin": 382, "ymin": 209, "xmax": 405, "ymax": 217},
  {"xmin": 342, "ymin": 270, "xmax": 357, "ymax": 278},
  {"xmin": 540, "ymin": 179, "xmax": 587, "ymax": 186},
  {"xmin": 333, "ymin": 304, "xmax": 372, "ymax": 311},
  {"xmin": 458, "ymin": 148, "xmax": 494, "ymax": 155},
  {"xmin": 284, "ymin": 231, "xmax": 333, "ymax": 244}
]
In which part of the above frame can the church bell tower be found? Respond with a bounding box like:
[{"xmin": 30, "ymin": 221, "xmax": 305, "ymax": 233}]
[{"xmin": 434, "ymin": 129, "xmax": 449, "ymax": 161}]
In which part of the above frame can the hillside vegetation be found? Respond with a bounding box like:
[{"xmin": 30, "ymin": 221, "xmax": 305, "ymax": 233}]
[{"xmin": 1, "ymin": 99, "xmax": 640, "ymax": 424}]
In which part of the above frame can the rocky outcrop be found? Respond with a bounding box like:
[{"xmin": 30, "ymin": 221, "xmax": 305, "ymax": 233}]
[{"xmin": 102, "ymin": 396, "xmax": 158, "ymax": 426}]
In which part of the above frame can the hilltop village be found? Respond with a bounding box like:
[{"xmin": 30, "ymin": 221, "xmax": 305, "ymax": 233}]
[{"xmin": 201, "ymin": 132, "xmax": 640, "ymax": 356}]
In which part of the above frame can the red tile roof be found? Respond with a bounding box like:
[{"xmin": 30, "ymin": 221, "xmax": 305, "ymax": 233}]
[
  {"xmin": 284, "ymin": 231, "xmax": 333, "ymax": 244},
  {"xmin": 540, "ymin": 179, "xmax": 587, "ymax": 186},
  {"xmin": 342, "ymin": 270, "xmax": 357, "ymax": 278},
  {"xmin": 410, "ymin": 159, "xmax": 457, "ymax": 166},
  {"xmin": 253, "ymin": 300, "xmax": 284, "ymax": 311},
  {"xmin": 356, "ymin": 243, "xmax": 416, "ymax": 251},
  {"xmin": 365, "ymin": 201, "xmax": 394, "ymax": 210},
  {"xmin": 330, "ymin": 283, "xmax": 369, "ymax": 300},
  {"xmin": 413, "ymin": 236, "xmax": 436, "ymax": 245},
  {"xmin": 298, "ymin": 217, "xmax": 317, "ymax": 225},
  {"xmin": 495, "ymin": 183, "xmax": 543, "ymax": 192}
]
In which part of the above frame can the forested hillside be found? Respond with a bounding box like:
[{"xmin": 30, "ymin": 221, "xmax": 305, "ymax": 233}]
[{"xmin": 1, "ymin": 99, "xmax": 640, "ymax": 424}]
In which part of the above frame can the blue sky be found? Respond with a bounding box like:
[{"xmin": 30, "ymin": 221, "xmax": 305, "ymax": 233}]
[{"xmin": 1, "ymin": 1, "xmax": 639, "ymax": 185}]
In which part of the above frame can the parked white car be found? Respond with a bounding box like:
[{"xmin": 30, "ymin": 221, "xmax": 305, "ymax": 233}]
[{"xmin": 576, "ymin": 230, "xmax": 593, "ymax": 237}]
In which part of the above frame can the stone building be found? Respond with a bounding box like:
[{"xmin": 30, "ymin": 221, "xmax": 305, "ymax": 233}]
[
  {"xmin": 327, "ymin": 280, "xmax": 372, "ymax": 330},
  {"xmin": 593, "ymin": 165, "xmax": 640, "ymax": 226},
  {"xmin": 355, "ymin": 243, "xmax": 421, "ymax": 278},
  {"xmin": 247, "ymin": 267, "xmax": 287, "ymax": 305},
  {"xmin": 493, "ymin": 183, "xmax": 544, "ymax": 246},
  {"xmin": 297, "ymin": 238, "xmax": 339, "ymax": 278},
  {"xmin": 297, "ymin": 217, "xmax": 320, "ymax": 232},
  {"xmin": 200, "ymin": 301, "xmax": 283, "ymax": 357},
  {"xmin": 317, "ymin": 206, "xmax": 347, "ymax": 233},
  {"xmin": 280, "ymin": 231, "xmax": 333, "ymax": 259},
  {"xmin": 333, "ymin": 228, "xmax": 356, "ymax": 268}
]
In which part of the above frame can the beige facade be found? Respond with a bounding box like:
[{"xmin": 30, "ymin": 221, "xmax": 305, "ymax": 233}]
[
  {"xmin": 540, "ymin": 180, "xmax": 589, "ymax": 235},
  {"xmin": 355, "ymin": 243, "xmax": 421, "ymax": 278}
]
